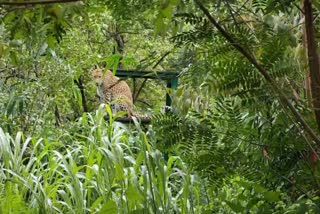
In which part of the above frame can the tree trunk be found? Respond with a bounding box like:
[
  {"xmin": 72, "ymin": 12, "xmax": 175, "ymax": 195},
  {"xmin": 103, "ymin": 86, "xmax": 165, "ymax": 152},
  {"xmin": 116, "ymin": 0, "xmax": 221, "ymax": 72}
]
[
  {"xmin": 301, "ymin": 1, "xmax": 312, "ymax": 105},
  {"xmin": 304, "ymin": 0, "xmax": 320, "ymax": 131}
]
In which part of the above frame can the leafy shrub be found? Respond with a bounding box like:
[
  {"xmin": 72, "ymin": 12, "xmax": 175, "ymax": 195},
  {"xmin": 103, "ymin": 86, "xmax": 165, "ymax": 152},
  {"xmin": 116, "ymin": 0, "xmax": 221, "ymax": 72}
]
[{"xmin": 0, "ymin": 105, "xmax": 200, "ymax": 213}]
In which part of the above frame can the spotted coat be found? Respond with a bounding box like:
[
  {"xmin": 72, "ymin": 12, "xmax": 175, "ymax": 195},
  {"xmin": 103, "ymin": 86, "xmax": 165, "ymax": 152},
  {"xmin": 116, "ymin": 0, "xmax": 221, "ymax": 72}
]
[{"xmin": 92, "ymin": 68, "xmax": 133, "ymax": 116}]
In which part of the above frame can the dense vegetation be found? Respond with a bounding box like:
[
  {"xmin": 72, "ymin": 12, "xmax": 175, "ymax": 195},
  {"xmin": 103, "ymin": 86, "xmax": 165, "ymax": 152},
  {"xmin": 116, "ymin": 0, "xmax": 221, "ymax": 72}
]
[{"xmin": 0, "ymin": 0, "xmax": 320, "ymax": 213}]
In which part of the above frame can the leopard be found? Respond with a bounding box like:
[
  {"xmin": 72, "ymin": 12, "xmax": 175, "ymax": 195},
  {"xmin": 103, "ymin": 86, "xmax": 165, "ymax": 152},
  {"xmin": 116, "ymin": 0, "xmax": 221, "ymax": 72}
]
[{"xmin": 91, "ymin": 68, "xmax": 134, "ymax": 116}]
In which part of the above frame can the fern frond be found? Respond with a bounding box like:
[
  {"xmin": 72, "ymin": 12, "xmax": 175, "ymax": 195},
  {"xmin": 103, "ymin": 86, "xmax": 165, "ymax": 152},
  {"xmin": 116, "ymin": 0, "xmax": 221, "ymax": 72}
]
[
  {"xmin": 151, "ymin": 104, "xmax": 264, "ymax": 188},
  {"xmin": 252, "ymin": 0, "xmax": 268, "ymax": 12},
  {"xmin": 174, "ymin": 13, "xmax": 204, "ymax": 25},
  {"xmin": 171, "ymin": 13, "xmax": 214, "ymax": 47}
]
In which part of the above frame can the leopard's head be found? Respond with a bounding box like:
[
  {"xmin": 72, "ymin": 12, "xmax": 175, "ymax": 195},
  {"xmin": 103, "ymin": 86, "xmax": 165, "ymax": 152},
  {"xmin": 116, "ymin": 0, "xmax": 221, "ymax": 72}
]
[{"xmin": 91, "ymin": 68, "xmax": 104, "ymax": 86}]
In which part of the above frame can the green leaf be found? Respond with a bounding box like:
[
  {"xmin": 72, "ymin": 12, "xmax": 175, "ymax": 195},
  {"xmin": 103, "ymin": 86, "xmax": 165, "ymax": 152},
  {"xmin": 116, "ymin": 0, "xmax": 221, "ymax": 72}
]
[
  {"xmin": 0, "ymin": 43, "xmax": 4, "ymax": 57},
  {"xmin": 263, "ymin": 191, "xmax": 280, "ymax": 202},
  {"xmin": 104, "ymin": 54, "xmax": 121, "ymax": 74},
  {"xmin": 9, "ymin": 51, "xmax": 18, "ymax": 65},
  {"xmin": 126, "ymin": 185, "xmax": 144, "ymax": 210},
  {"xmin": 6, "ymin": 96, "xmax": 16, "ymax": 116},
  {"xmin": 161, "ymin": 7, "xmax": 173, "ymax": 19},
  {"xmin": 225, "ymin": 201, "xmax": 244, "ymax": 213},
  {"xmin": 154, "ymin": 14, "xmax": 166, "ymax": 35},
  {"xmin": 47, "ymin": 35, "xmax": 56, "ymax": 48},
  {"xmin": 99, "ymin": 200, "xmax": 118, "ymax": 214},
  {"xmin": 90, "ymin": 196, "xmax": 103, "ymax": 213}
]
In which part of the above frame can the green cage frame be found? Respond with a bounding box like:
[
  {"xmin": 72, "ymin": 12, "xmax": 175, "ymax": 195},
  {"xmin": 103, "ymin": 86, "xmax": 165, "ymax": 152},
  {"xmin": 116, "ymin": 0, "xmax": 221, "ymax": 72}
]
[
  {"xmin": 105, "ymin": 69, "xmax": 179, "ymax": 123},
  {"xmin": 115, "ymin": 69, "xmax": 179, "ymax": 110}
]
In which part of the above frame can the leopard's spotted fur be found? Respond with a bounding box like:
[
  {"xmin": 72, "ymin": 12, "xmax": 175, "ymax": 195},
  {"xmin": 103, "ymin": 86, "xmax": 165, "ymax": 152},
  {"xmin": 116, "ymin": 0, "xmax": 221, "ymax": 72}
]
[{"xmin": 91, "ymin": 68, "xmax": 134, "ymax": 116}]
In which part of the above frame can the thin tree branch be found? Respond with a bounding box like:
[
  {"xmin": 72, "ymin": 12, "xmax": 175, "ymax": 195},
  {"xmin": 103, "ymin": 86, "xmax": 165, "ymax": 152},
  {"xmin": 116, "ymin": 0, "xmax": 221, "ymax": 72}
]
[
  {"xmin": 74, "ymin": 75, "xmax": 88, "ymax": 113},
  {"xmin": 132, "ymin": 78, "xmax": 136, "ymax": 102},
  {"xmin": 54, "ymin": 104, "xmax": 62, "ymax": 126},
  {"xmin": 133, "ymin": 79, "xmax": 147, "ymax": 103},
  {"xmin": 314, "ymin": 13, "xmax": 320, "ymax": 22},
  {"xmin": 233, "ymin": 0, "xmax": 250, "ymax": 14},
  {"xmin": 152, "ymin": 51, "xmax": 171, "ymax": 69},
  {"xmin": 223, "ymin": 0, "xmax": 240, "ymax": 28},
  {"xmin": 0, "ymin": 0, "xmax": 80, "ymax": 6},
  {"xmin": 293, "ymin": 2, "xmax": 304, "ymax": 14},
  {"xmin": 136, "ymin": 99, "xmax": 152, "ymax": 107},
  {"xmin": 133, "ymin": 51, "xmax": 171, "ymax": 102},
  {"xmin": 194, "ymin": 0, "xmax": 320, "ymax": 144}
]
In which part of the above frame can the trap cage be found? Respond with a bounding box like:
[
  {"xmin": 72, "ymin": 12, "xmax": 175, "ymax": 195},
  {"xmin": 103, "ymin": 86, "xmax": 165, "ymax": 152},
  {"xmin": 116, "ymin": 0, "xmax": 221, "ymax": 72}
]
[{"xmin": 104, "ymin": 69, "xmax": 179, "ymax": 123}]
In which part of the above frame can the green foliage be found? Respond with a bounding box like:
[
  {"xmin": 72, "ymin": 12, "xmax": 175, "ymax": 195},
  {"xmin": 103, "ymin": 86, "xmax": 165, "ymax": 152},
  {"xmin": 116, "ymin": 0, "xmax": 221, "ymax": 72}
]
[
  {"xmin": 1, "ymin": 2, "xmax": 85, "ymax": 43},
  {"xmin": 152, "ymin": 96, "xmax": 320, "ymax": 212},
  {"xmin": 252, "ymin": 0, "xmax": 297, "ymax": 13},
  {"xmin": 1, "ymin": 0, "xmax": 320, "ymax": 213},
  {"xmin": 0, "ymin": 106, "xmax": 201, "ymax": 213}
]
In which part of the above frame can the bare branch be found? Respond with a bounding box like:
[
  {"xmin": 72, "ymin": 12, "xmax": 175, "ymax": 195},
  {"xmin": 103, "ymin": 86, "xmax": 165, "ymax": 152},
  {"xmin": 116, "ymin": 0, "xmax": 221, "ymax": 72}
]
[
  {"xmin": 293, "ymin": 2, "xmax": 304, "ymax": 14},
  {"xmin": 152, "ymin": 51, "xmax": 171, "ymax": 69},
  {"xmin": 133, "ymin": 79, "xmax": 147, "ymax": 103},
  {"xmin": 74, "ymin": 75, "xmax": 88, "ymax": 113},
  {"xmin": 133, "ymin": 51, "xmax": 171, "ymax": 102},
  {"xmin": 136, "ymin": 99, "xmax": 152, "ymax": 107},
  {"xmin": 0, "ymin": 0, "xmax": 81, "ymax": 6}
]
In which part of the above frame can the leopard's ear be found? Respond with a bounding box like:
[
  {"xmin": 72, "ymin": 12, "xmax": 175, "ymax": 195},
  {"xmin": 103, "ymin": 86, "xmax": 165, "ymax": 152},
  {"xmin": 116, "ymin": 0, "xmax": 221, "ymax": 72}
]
[
  {"xmin": 101, "ymin": 61, "xmax": 107, "ymax": 68},
  {"xmin": 91, "ymin": 65, "xmax": 100, "ymax": 73}
]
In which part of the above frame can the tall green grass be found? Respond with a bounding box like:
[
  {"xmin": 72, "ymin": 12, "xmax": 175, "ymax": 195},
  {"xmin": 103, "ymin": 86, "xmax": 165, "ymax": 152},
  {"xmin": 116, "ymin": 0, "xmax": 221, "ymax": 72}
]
[{"xmin": 0, "ymin": 105, "xmax": 200, "ymax": 213}]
